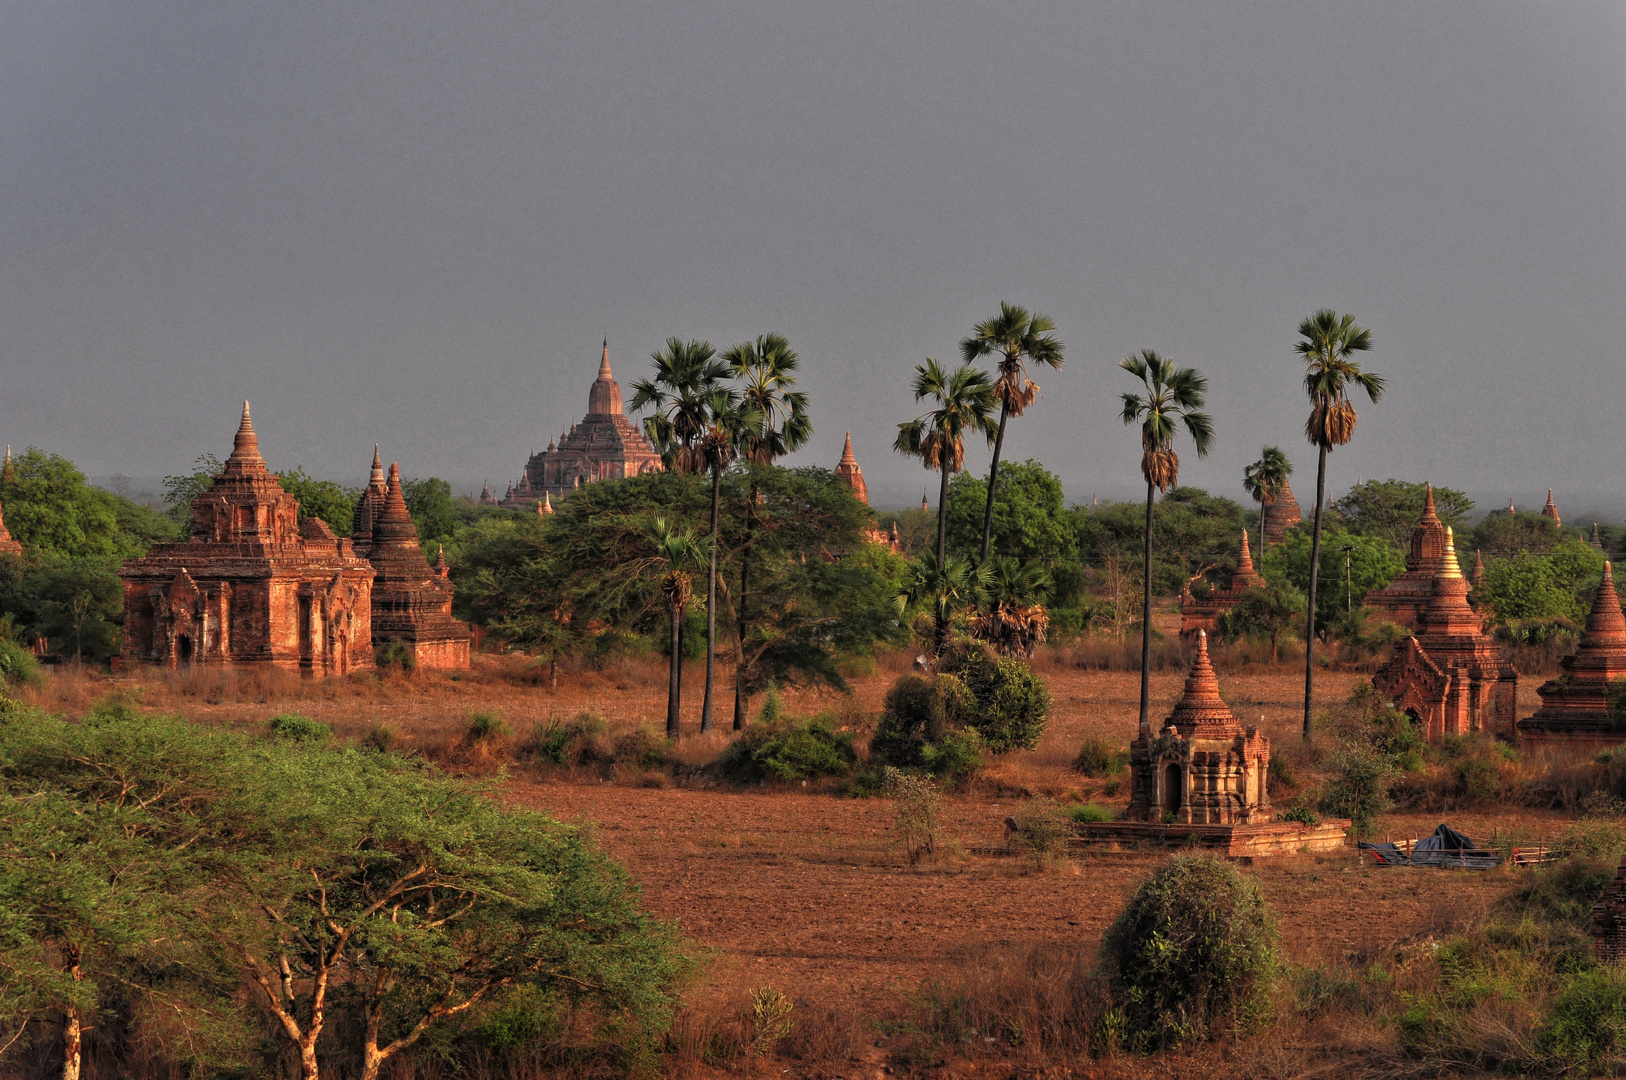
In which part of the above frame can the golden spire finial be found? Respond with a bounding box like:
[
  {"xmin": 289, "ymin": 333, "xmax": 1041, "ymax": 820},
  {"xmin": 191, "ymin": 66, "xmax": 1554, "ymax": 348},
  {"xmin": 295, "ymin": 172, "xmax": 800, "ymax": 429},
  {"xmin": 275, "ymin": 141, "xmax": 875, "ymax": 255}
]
[{"xmin": 1438, "ymin": 525, "xmax": 1463, "ymax": 579}]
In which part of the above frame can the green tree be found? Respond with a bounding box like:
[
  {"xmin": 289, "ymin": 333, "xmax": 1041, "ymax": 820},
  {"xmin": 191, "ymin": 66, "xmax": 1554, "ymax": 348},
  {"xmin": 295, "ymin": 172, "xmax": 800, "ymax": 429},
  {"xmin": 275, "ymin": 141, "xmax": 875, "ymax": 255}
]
[
  {"xmin": 402, "ymin": 476, "xmax": 457, "ymax": 544},
  {"xmin": 1242, "ymin": 446, "xmax": 1292, "ymax": 555},
  {"xmin": 1296, "ymin": 309, "xmax": 1384, "ymax": 740},
  {"xmin": 968, "ymin": 556, "xmax": 1053, "ymax": 658},
  {"xmin": 1477, "ymin": 538, "xmax": 1606, "ymax": 629},
  {"xmin": 1468, "ymin": 510, "xmax": 1567, "ymax": 558},
  {"xmin": 894, "ymin": 359, "xmax": 998, "ymax": 568},
  {"xmin": 959, "ymin": 303, "xmax": 1064, "ymax": 565},
  {"xmin": 894, "ymin": 551, "xmax": 990, "ymax": 654},
  {"xmin": 1215, "ymin": 578, "xmax": 1305, "ymax": 662},
  {"xmin": 645, "ymin": 517, "xmax": 709, "ymax": 739},
  {"xmin": 1073, "ymin": 488, "xmax": 1247, "ymax": 599},
  {"xmin": 944, "ymin": 459, "xmax": 1076, "ymax": 567},
  {"xmin": 629, "ymin": 338, "xmax": 729, "ymax": 475},
  {"xmin": 1335, "ymin": 479, "xmax": 1473, "ymax": 550},
  {"xmin": 724, "ymin": 333, "xmax": 813, "ymax": 729},
  {"xmin": 162, "ymin": 453, "xmax": 225, "ymax": 527},
  {"xmin": 0, "ymin": 449, "xmax": 163, "ymax": 560},
  {"xmin": 1119, "ymin": 351, "xmax": 1213, "ymax": 728},
  {"xmin": 277, "ymin": 468, "xmax": 359, "ymax": 536},
  {"xmin": 1261, "ymin": 524, "xmax": 1404, "ymax": 630}
]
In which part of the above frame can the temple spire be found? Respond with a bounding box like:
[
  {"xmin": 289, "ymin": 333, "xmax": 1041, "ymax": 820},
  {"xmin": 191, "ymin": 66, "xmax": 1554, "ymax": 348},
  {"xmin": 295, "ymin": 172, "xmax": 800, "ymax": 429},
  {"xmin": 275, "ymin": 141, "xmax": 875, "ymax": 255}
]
[
  {"xmin": 1, "ymin": 445, "xmax": 12, "ymax": 483},
  {"xmin": 840, "ymin": 432, "xmax": 857, "ymax": 466},
  {"xmin": 1439, "ymin": 526, "xmax": 1464, "ymax": 579},
  {"xmin": 541, "ymin": 491, "xmax": 554, "ymax": 514},
  {"xmin": 379, "ymin": 463, "xmax": 412, "ymax": 524},
  {"xmin": 1423, "ymin": 483, "xmax": 1436, "ymax": 518},
  {"xmin": 587, "ymin": 340, "xmax": 623, "ymax": 415},
  {"xmin": 1237, "ymin": 529, "xmax": 1256, "ymax": 575},
  {"xmin": 599, "ymin": 338, "xmax": 612, "ymax": 379},
  {"xmin": 223, "ymin": 401, "xmax": 269, "ymax": 476},
  {"xmin": 1164, "ymin": 630, "xmax": 1242, "ymax": 734},
  {"xmin": 1543, "ymin": 489, "xmax": 1562, "ymax": 526},
  {"xmin": 1585, "ymin": 562, "xmax": 1626, "ymax": 642},
  {"xmin": 370, "ymin": 445, "xmax": 384, "ymax": 487}
]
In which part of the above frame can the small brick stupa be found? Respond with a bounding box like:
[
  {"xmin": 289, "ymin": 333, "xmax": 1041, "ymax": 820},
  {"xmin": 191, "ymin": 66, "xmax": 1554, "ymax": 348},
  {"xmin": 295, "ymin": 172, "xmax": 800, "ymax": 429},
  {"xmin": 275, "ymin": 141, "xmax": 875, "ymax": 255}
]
[
  {"xmin": 1261, "ymin": 478, "xmax": 1302, "ymax": 544},
  {"xmin": 1516, "ymin": 562, "xmax": 1626, "ymax": 748},
  {"xmin": 1543, "ymin": 490, "xmax": 1562, "ymax": 526},
  {"xmin": 119, "ymin": 404, "xmax": 375, "ymax": 674},
  {"xmin": 1179, "ymin": 531, "xmax": 1263, "ymax": 639},
  {"xmin": 0, "ymin": 493, "xmax": 20, "ymax": 558},
  {"xmin": 366, "ymin": 463, "xmax": 471, "ymax": 670},
  {"xmin": 1365, "ymin": 484, "xmax": 1448, "ymax": 630},
  {"xmin": 351, "ymin": 446, "xmax": 390, "ymax": 558},
  {"xmin": 1128, "ymin": 630, "xmax": 1272, "ymax": 825},
  {"xmin": 1373, "ymin": 526, "xmax": 1518, "ymax": 740}
]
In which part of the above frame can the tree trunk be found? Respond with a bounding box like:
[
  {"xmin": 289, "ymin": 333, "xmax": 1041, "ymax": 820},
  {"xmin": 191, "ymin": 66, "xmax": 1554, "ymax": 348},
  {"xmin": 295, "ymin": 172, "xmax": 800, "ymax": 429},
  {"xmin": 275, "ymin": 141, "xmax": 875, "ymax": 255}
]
[
  {"xmin": 1302, "ymin": 442, "xmax": 1329, "ymax": 742},
  {"xmin": 980, "ymin": 404, "xmax": 1011, "ymax": 566},
  {"xmin": 60, "ymin": 1005, "xmax": 81, "ymax": 1080},
  {"xmin": 734, "ymin": 484, "xmax": 756, "ymax": 730},
  {"xmin": 1139, "ymin": 480, "xmax": 1154, "ymax": 729},
  {"xmin": 935, "ymin": 461, "xmax": 951, "ymax": 567},
  {"xmin": 667, "ymin": 605, "xmax": 682, "ymax": 739},
  {"xmin": 701, "ymin": 465, "xmax": 721, "ymax": 733}
]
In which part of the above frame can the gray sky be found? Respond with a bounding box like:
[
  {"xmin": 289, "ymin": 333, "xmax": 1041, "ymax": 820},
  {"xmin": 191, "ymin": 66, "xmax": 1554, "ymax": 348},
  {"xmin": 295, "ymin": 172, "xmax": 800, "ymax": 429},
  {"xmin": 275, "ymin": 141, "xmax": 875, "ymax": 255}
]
[{"xmin": 2, "ymin": 2, "xmax": 1623, "ymax": 510}]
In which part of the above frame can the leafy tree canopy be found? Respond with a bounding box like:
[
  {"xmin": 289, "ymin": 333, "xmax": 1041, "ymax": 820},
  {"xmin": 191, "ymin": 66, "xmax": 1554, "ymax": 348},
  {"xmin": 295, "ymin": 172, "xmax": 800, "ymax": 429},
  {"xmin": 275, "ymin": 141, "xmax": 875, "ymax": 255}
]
[
  {"xmin": 1261, "ymin": 523, "xmax": 1404, "ymax": 627},
  {"xmin": 1476, "ymin": 538, "xmax": 1607, "ymax": 627},
  {"xmin": 0, "ymin": 449, "xmax": 176, "ymax": 560},
  {"xmin": 403, "ymin": 476, "xmax": 457, "ymax": 545},
  {"xmin": 1074, "ymin": 487, "xmax": 1246, "ymax": 597},
  {"xmin": 162, "ymin": 453, "xmax": 224, "ymax": 526},
  {"xmin": 944, "ymin": 460, "xmax": 1076, "ymax": 567},
  {"xmin": 277, "ymin": 467, "xmax": 358, "ymax": 537},
  {"xmin": 1333, "ymin": 479, "xmax": 1473, "ymax": 549},
  {"xmin": 1467, "ymin": 511, "xmax": 1567, "ymax": 559}
]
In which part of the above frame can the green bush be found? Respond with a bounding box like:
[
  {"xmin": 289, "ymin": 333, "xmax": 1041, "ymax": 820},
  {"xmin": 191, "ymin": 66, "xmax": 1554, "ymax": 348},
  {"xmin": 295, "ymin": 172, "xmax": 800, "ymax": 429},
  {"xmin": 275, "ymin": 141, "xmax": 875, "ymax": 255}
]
[
  {"xmin": 1559, "ymin": 819, "xmax": 1626, "ymax": 862},
  {"xmin": 869, "ymin": 673, "xmax": 972, "ymax": 769},
  {"xmin": 1540, "ymin": 967, "xmax": 1626, "ymax": 1073},
  {"xmin": 268, "ymin": 713, "xmax": 329, "ymax": 742},
  {"xmin": 920, "ymin": 727, "xmax": 984, "ymax": 782},
  {"xmin": 1267, "ymin": 754, "xmax": 1298, "ymax": 791},
  {"xmin": 1066, "ymin": 803, "xmax": 1113, "ymax": 823},
  {"xmin": 524, "ymin": 713, "xmax": 607, "ymax": 767},
  {"xmin": 1275, "ymin": 803, "xmax": 1319, "ymax": 825},
  {"xmin": 1099, "ymin": 854, "xmax": 1278, "ymax": 1050},
  {"xmin": 1074, "ymin": 737, "xmax": 1128, "ymax": 777},
  {"xmin": 1317, "ymin": 745, "xmax": 1397, "ymax": 837},
  {"xmin": 466, "ymin": 711, "xmax": 508, "ymax": 742},
  {"xmin": 0, "ymin": 639, "xmax": 40, "ymax": 687},
  {"xmin": 717, "ymin": 714, "xmax": 857, "ymax": 784},
  {"xmin": 940, "ymin": 647, "xmax": 1051, "ymax": 753},
  {"xmin": 375, "ymin": 640, "xmax": 416, "ymax": 670},
  {"xmin": 612, "ymin": 728, "xmax": 670, "ymax": 770}
]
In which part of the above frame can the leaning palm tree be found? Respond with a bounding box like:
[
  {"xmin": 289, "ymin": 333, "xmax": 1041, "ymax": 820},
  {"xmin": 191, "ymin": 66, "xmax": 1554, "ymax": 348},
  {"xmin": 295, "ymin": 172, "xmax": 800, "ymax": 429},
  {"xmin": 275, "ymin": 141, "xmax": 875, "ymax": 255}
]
[
  {"xmin": 723, "ymin": 333, "xmax": 812, "ymax": 729},
  {"xmin": 894, "ymin": 359, "xmax": 998, "ymax": 568},
  {"xmin": 646, "ymin": 517, "xmax": 710, "ymax": 739},
  {"xmin": 1120, "ymin": 350, "xmax": 1214, "ymax": 730},
  {"xmin": 893, "ymin": 551, "xmax": 991, "ymax": 656},
  {"xmin": 629, "ymin": 338, "xmax": 731, "ymax": 474},
  {"xmin": 961, "ymin": 303, "xmax": 1065, "ymax": 566},
  {"xmin": 695, "ymin": 389, "xmax": 762, "ymax": 734},
  {"xmin": 1296, "ymin": 310, "xmax": 1383, "ymax": 741},
  {"xmin": 1242, "ymin": 446, "xmax": 1292, "ymax": 554}
]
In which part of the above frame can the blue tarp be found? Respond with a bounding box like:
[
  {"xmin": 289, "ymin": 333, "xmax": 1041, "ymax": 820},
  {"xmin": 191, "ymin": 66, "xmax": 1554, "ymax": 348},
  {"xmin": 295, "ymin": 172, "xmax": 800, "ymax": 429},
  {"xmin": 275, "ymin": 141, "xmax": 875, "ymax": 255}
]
[{"xmin": 1358, "ymin": 823, "xmax": 1501, "ymax": 869}]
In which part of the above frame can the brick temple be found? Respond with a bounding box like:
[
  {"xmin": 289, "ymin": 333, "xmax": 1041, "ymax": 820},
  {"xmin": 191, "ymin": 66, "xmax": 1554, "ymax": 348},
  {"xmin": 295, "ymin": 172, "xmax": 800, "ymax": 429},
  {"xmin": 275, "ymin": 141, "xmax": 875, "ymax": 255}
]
[
  {"xmin": 500, "ymin": 342, "xmax": 663, "ymax": 509},
  {"xmin": 358, "ymin": 459, "xmax": 471, "ymax": 669},
  {"xmin": 1261, "ymin": 478, "xmax": 1302, "ymax": 544},
  {"xmin": 1127, "ymin": 630, "xmax": 1272, "ymax": 825},
  {"xmin": 119, "ymin": 405, "xmax": 374, "ymax": 675},
  {"xmin": 0, "ymin": 496, "xmax": 20, "ymax": 558},
  {"xmin": 1179, "ymin": 530, "xmax": 1263, "ymax": 639},
  {"xmin": 833, "ymin": 433, "xmax": 901, "ymax": 551},
  {"xmin": 1515, "ymin": 562, "xmax": 1626, "ymax": 748},
  {"xmin": 1372, "ymin": 526, "xmax": 1518, "ymax": 740},
  {"xmin": 1364, "ymin": 485, "xmax": 1448, "ymax": 630}
]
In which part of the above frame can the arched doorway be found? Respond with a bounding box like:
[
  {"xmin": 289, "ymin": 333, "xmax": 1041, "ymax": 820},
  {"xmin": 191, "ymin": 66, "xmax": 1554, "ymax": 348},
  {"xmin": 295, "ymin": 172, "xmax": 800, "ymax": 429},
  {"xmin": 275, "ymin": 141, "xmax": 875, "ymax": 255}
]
[
  {"xmin": 1162, "ymin": 763, "xmax": 1183, "ymax": 816},
  {"xmin": 176, "ymin": 635, "xmax": 193, "ymax": 665}
]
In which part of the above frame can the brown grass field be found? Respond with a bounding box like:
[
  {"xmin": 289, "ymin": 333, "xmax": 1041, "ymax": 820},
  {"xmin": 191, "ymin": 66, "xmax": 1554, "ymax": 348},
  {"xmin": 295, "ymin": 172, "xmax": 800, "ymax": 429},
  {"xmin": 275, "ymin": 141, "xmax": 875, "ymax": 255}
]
[{"xmin": 14, "ymin": 643, "xmax": 1597, "ymax": 1077}]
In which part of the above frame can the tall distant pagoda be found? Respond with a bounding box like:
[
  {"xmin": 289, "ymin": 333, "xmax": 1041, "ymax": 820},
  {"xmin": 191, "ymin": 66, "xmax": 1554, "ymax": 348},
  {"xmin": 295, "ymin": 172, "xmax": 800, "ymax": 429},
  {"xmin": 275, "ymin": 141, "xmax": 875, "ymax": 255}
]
[
  {"xmin": 1517, "ymin": 562, "xmax": 1626, "ymax": 748},
  {"xmin": 500, "ymin": 342, "xmax": 662, "ymax": 509}
]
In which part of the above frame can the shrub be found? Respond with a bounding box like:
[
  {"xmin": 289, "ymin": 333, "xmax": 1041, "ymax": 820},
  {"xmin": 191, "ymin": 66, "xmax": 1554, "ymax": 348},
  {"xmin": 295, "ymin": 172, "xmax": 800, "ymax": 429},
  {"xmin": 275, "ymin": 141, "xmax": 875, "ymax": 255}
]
[
  {"xmin": 921, "ymin": 727, "xmax": 984, "ymax": 782},
  {"xmin": 749, "ymin": 987, "xmax": 794, "ymax": 1056},
  {"xmin": 1099, "ymin": 854, "xmax": 1278, "ymax": 1050},
  {"xmin": 883, "ymin": 766, "xmax": 940, "ymax": 863},
  {"xmin": 1067, "ymin": 803, "xmax": 1113, "ymax": 824},
  {"xmin": 1276, "ymin": 802, "xmax": 1320, "ymax": 825},
  {"xmin": 1267, "ymin": 754, "xmax": 1298, "ymax": 791},
  {"xmin": 1318, "ymin": 744, "xmax": 1397, "ymax": 837},
  {"xmin": 613, "ymin": 728, "xmax": 670, "ymax": 770},
  {"xmin": 1074, "ymin": 737, "xmax": 1128, "ymax": 778},
  {"xmin": 870, "ymin": 673, "xmax": 972, "ymax": 769},
  {"xmin": 0, "ymin": 639, "xmax": 40, "ymax": 687},
  {"xmin": 1008, "ymin": 798, "xmax": 1072, "ymax": 867},
  {"xmin": 1559, "ymin": 818, "xmax": 1626, "ymax": 862},
  {"xmin": 941, "ymin": 647, "xmax": 1051, "ymax": 753},
  {"xmin": 1540, "ymin": 967, "xmax": 1626, "ymax": 1073},
  {"xmin": 466, "ymin": 711, "xmax": 508, "ymax": 742},
  {"xmin": 524, "ymin": 713, "xmax": 607, "ymax": 767},
  {"xmin": 365, "ymin": 723, "xmax": 397, "ymax": 754},
  {"xmin": 375, "ymin": 640, "xmax": 416, "ymax": 670},
  {"xmin": 268, "ymin": 713, "xmax": 329, "ymax": 742},
  {"xmin": 717, "ymin": 715, "xmax": 857, "ymax": 784}
]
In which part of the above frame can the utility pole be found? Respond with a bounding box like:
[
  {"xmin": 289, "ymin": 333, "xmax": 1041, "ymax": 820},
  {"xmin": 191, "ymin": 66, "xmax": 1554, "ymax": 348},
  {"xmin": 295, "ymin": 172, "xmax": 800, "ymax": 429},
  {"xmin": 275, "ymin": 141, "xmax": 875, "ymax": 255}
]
[{"xmin": 1341, "ymin": 544, "xmax": 1355, "ymax": 613}]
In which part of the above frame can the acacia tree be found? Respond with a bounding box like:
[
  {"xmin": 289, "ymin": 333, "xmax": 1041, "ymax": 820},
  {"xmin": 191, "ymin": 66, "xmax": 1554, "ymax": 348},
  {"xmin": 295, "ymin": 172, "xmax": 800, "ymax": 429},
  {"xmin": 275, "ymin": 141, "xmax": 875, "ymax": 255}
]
[
  {"xmin": 644, "ymin": 517, "xmax": 709, "ymax": 739},
  {"xmin": 695, "ymin": 390, "xmax": 761, "ymax": 733},
  {"xmin": 1295, "ymin": 310, "xmax": 1383, "ymax": 740},
  {"xmin": 629, "ymin": 338, "xmax": 730, "ymax": 475},
  {"xmin": 960, "ymin": 303, "xmax": 1064, "ymax": 565},
  {"xmin": 1119, "ymin": 351, "xmax": 1213, "ymax": 729},
  {"xmin": 723, "ymin": 333, "xmax": 811, "ymax": 729},
  {"xmin": 894, "ymin": 359, "xmax": 998, "ymax": 567},
  {"xmin": 1242, "ymin": 446, "xmax": 1292, "ymax": 554}
]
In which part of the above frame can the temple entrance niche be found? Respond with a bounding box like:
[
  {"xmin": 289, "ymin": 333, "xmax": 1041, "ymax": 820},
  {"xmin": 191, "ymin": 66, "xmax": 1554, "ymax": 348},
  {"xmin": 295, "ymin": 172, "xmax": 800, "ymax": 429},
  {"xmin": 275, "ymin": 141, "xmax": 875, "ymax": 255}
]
[
  {"xmin": 1163, "ymin": 764, "xmax": 1183, "ymax": 815},
  {"xmin": 177, "ymin": 636, "xmax": 193, "ymax": 664}
]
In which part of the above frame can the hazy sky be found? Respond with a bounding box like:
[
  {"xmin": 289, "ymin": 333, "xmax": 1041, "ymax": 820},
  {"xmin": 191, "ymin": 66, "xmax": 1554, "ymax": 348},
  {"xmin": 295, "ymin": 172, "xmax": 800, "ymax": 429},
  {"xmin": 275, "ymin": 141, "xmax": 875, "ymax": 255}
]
[{"xmin": 2, "ymin": 2, "xmax": 1623, "ymax": 510}]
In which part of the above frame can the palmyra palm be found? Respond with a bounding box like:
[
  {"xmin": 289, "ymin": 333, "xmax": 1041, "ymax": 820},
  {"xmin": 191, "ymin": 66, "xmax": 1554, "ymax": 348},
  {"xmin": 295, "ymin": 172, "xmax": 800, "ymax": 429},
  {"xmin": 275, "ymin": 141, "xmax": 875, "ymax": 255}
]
[
  {"xmin": 645, "ymin": 516, "xmax": 710, "ymax": 739},
  {"xmin": 694, "ymin": 390, "xmax": 761, "ymax": 734},
  {"xmin": 1119, "ymin": 350, "xmax": 1213, "ymax": 730},
  {"xmin": 629, "ymin": 338, "xmax": 730, "ymax": 475},
  {"xmin": 894, "ymin": 359, "xmax": 998, "ymax": 568},
  {"xmin": 1242, "ymin": 446, "xmax": 1292, "ymax": 554}
]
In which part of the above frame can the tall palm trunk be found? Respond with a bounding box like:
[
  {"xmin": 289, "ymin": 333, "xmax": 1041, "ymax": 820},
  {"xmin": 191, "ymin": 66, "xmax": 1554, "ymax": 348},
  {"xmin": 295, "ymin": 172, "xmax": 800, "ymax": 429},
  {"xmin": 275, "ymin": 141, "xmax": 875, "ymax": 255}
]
[
  {"xmin": 935, "ymin": 462, "xmax": 951, "ymax": 567},
  {"xmin": 980, "ymin": 402, "xmax": 1011, "ymax": 565},
  {"xmin": 734, "ymin": 484, "xmax": 756, "ymax": 730},
  {"xmin": 1139, "ymin": 479, "xmax": 1154, "ymax": 728},
  {"xmin": 667, "ymin": 605, "xmax": 682, "ymax": 739},
  {"xmin": 701, "ymin": 466, "xmax": 721, "ymax": 733},
  {"xmin": 1302, "ymin": 442, "xmax": 1329, "ymax": 741}
]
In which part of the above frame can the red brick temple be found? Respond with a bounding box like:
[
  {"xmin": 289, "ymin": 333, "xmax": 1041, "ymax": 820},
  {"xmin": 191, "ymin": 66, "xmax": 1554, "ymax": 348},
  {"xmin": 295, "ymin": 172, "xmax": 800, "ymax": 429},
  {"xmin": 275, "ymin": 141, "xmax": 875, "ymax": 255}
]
[
  {"xmin": 363, "ymin": 462, "xmax": 471, "ymax": 670},
  {"xmin": 1372, "ymin": 527, "xmax": 1518, "ymax": 740},
  {"xmin": 1364, "ymin": 485, "xmax": 1448, "ymax": 630},
  {"xmin": 0, "ymin": 496, "xmax": 20, "ymax": 558},
  {"xmin": 1543, "ymin": 489, "xmax": 1562, "ymax": 526},
  {"xmin": 119, "ymin": 404, "xmax": 374, "ymax": 675},
  {"xmin": 500, "ymin": 342, "xmax": 663, "ymax": 509},
  {"xmin": 833, "ymin": 433, "xmax": 900, "ymax": 551},
  {"xmin": 1516, "ymin": 562, "xmax": 1626, "ymax": 749},
  {"xmin": 351, "ymin": 446, "xmax": 389, "ymax": 558},
  {"xmin": 1179, "ymin": 530, "xmax": 1263, "ymax": 639},
  {"xmin": 1261, "ymin": 478, "xmax": 1302, "ymax": 544},
  {"xmin": 1127, "ymin": 630, "xmax": 1272, "ymax": 825}
]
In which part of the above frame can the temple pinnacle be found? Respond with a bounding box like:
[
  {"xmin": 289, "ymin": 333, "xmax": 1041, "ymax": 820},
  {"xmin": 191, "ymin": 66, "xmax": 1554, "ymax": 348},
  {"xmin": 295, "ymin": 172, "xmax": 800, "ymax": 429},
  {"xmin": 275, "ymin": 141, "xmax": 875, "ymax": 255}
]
[{"xmin": 1439, "ymin": 526, "xmax": 1464, "ymax": 579}]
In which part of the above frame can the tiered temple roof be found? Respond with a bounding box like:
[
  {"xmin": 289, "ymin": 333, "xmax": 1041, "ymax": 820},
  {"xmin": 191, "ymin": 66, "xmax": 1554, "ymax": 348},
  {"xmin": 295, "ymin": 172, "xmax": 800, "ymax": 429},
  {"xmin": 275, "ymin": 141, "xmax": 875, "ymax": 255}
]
[
  {"xmin": 1365, "ymin": 485, "xmax": 1449, "ymax": 630},
  {"xmin": 500, "ymin": 342, "xmax": 663, "ymax": 508},
  {"xmin": 1261, "ymin": 479, "xmax": 1302, "ymax": 544},
  {"xmin": 835, "ymin": 433, "xmax": 869, "ymax": 505},
  {"xmin": 1373, "ymin": 526, "xmax": 1518, "ymax": 740},
  {"xmin": 1128, "ymin": 630, "xmax": 1271, "ymax": 824},
  {"xmin": 366, "ymin": 462, "xmax": 470, "ymax": 670},
  {"xmin": 1543, "ymin": 490, "xmax": 1562, "ymax": 526},
  {"xmin": 351, "ymin": 445, "xmax": 389, "ymax": 557},
  {"xmin": 1179, "ymin": 531, "xmax": 1263, "ymax": 639},
  {"xmin": 1516, "ymin": 562, "xmax": 1626, "ymax": 747}
]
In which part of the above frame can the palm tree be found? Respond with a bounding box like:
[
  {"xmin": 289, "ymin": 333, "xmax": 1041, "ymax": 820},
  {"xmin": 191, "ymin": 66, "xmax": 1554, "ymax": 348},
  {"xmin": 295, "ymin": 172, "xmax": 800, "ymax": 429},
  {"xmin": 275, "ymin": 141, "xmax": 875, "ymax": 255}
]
[
  {"xmin": 1242, "ymin": 446, "xmax": 1292, "ymax": 554},
  {"xmin": 893, "ymin": 551, "xmax": 991, "ymax": 655},
  {"xmin": 646, "ymin": 517, "xmax": 710, "ymax": 739},
  {"xmin": 969, "ymin": 557, "xmax": 1053, "ymax": 658},
  {"xmin": 1119, "ymin": 350, "xmax": 1213, "ymax": 730},
  {"xmin": 960, "ymin": 303, "xmax": 1064, "ymax": 566},
  {"xmin": 723, "ymin": 333, "xmax": 812, "ymax": 729},
  {"xmin": 629, "ymin": 338, "xmax": 731, "ymax": 474},
  {"xmin": 894, "ymin": 359, "xmax": 998, "ymax": 569},
  {"xmin": 1295, "ymin": 310, "xmax": 1383, "ymax": 741},
  {"xmin": 695, "ymin": 389, "xmax": 762, "ymax": 734}
]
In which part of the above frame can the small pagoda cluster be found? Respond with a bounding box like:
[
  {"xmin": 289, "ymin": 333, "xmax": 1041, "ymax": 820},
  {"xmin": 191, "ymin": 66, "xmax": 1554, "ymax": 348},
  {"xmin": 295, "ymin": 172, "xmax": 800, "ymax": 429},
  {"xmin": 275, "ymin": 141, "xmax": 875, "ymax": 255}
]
[
  {"xmin": 1179, "ymin": 530, "xmax": 1263, "ymax": 639},
  {"xmin": 1516, "ymin": 562, "xmax": 1626, "ymax": 748},
  {"xmin": 1128, "ymin": 630, "xmax": 1272, "ymax": 825},
  {"xmin": 1365, "ymin": 485, "xmax": 1450, "ymax": 630},
  {"xmin": 833, "ymin": 433, "xmax": 900, "ymax": 552},
  {"xmin": 1372, "ymin": 525, "xmax": 1517, "ymax": 740}
]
